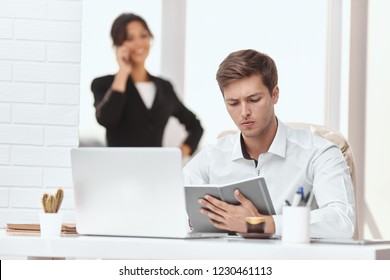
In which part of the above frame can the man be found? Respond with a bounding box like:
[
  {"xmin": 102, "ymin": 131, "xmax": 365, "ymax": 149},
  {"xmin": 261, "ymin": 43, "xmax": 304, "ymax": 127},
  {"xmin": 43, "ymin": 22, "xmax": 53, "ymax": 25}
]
[{"xmin": 183, "ymin": 49, "xmax": 355, "ymax": 238}]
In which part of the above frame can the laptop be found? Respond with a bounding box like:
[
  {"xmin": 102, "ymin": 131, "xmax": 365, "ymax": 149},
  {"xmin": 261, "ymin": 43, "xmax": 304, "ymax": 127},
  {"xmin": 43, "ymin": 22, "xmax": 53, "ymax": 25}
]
[
  {"xmin": 311, "ymin": 238, "xmax": 390, "ymax": 245},
  {"xmin": 71, "ymin": 147, "xmax": 225, "ymax": 239}
]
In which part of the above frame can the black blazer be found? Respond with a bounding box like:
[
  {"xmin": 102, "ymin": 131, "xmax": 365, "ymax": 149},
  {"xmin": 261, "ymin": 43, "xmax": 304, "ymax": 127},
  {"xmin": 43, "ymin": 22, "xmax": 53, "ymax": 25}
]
[{"xmin": 91, "ymin": 74, "xmax": 203, "ymax": 153}]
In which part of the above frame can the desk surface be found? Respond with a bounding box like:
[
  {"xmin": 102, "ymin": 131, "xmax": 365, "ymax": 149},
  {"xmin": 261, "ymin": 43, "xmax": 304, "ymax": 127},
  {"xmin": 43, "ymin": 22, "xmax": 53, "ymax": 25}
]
[{"xmin": 1, "ymin": 230, "xmax": 390, "ymax": 260}]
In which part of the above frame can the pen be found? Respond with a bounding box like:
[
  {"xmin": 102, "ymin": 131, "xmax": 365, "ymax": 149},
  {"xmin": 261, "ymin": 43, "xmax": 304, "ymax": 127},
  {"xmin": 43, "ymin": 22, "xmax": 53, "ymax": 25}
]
[
  {"xmin": 303, "ymin": 191, "xmax": 311, "ymax": 203},
  {"xmin": 292, "ymin": 191, "xmax": 302, "ymax": 206},
  {"xmin": 298, "ymin": 186, "xmax": 304, "ymax": 199},
  {"xmin": 285, "ymin": 200, "xmax": 291, "ymax": 206},
  {"xmin": 306, "ymin": 190, "xmax": 315, "ymax": 207}
]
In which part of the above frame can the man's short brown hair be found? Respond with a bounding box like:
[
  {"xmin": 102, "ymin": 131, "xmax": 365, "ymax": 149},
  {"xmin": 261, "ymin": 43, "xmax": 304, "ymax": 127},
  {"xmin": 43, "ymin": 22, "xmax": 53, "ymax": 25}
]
[{"xmin": 216, "ymin": 49, "xmax": 278, "ymax": 95}]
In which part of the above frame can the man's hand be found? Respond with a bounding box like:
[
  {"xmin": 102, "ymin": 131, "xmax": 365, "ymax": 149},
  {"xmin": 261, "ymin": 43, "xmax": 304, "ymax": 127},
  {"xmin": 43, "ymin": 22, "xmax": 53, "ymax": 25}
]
[{"xmin": 198, "ymin": 189, "xmax": 275, "ymax": 233}]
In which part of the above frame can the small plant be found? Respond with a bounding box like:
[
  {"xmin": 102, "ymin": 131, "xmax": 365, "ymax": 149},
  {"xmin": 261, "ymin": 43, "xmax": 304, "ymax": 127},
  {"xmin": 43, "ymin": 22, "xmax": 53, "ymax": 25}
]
[{"xmin": 42, "ymin": 188, "xmax": 64, "ymax": 213}]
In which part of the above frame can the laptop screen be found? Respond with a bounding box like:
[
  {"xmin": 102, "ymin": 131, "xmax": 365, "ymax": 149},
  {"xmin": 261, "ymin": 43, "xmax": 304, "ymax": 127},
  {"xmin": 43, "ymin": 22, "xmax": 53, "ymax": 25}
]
[{"xmin": 71, "ymin": 147, "xmax": 190, "ymax": 238}]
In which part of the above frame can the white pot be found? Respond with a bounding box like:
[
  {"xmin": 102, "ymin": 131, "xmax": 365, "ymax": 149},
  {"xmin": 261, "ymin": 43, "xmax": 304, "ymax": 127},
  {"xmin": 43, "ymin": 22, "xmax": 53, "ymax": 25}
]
[{"xmin": 39, "ymin": 212, "xmax": 63, "ymax": 238}]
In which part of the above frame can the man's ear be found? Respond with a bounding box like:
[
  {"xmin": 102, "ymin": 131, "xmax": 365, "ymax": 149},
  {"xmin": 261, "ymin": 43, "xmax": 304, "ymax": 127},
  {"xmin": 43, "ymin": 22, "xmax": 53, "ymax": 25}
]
[{"xmin": 271, "ymin": 86, "xmax": 279, "ymax": 104}]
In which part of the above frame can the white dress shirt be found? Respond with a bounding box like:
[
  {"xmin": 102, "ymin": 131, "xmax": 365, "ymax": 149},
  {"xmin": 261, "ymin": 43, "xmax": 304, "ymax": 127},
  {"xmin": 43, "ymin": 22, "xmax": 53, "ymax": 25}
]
[{"xmin": 183, "ymin": 120, "xmax": 355, "ymax": 238}]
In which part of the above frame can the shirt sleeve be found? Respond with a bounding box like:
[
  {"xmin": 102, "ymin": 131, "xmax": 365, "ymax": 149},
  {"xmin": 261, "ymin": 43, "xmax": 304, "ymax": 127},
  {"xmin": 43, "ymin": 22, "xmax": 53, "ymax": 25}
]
[
  {"xmin": 272, "ymin": 214, "xmax": 283, "ymax": 236},
  {"xmin": 91, "ymin": 77, "xmax": 127, "ymax": 128},
  {"xmin": 183, "ymin": 149, "xmax": 209, "ymax": 185},
  {"xmin": 308, "ymin": 146, "xmax": 356, "ymax": 238}
]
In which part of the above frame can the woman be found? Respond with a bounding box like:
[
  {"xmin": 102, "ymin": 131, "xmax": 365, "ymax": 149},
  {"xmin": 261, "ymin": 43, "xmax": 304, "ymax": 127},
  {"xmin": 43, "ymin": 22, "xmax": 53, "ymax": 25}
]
[{"xmin": 91, "ymin": 13, "xmax": 203, "ymax": 156}]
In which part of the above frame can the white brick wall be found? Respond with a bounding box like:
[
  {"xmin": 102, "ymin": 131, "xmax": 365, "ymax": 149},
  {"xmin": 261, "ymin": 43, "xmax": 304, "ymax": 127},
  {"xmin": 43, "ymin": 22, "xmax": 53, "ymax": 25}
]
[
  {"xmin": 0, "ymin": 1, "xmax": 46, "ymax": 19},
  {"xmin": 0, "ymin": 83, "xmax": 45, "ymax": 103},
  {"xmin": 14, "ymin": 62, "xmax": 80, "ymax": 83},
  {"xmin": 12, "ymin": 104, "xmax": 79, "ymax": 125},
  {"xmin": 0, "ymin": 19, "xmax": 12, "ymax": 38},
  {"xmin": 0, "ymin": 125, "xmax": 44, "ymax": 145},
  {"xmin": 47, "ymin": 1, "xmax": 82, "ymax": 21},
  {"xmin": 0, "ymin": 0, "xmax": 82, "ymax": 227},
  {"xmin": 47, "ymin": 43, "xmax": 81, "ymax": 63},
  {"xmin": 0, "ymin": 146, "xmax": 10, "ymax": 165},
  {"xmin": 0, "ymin": 62, "xmax": 12, "ymax": 81},
  {"xmin": 0, "ymin": 104, "xmax": 11, "ymax": 122},
  {"xmin": 12, "ymin": 147, "xmax": 72, "ymax": 167},
  {"xmin": 0, "ymin": 41, "xmax": 46, "ymax": 61},
  {"xmin": 0, "ymin": 188, "xmax": 9, "ymax": 207},
  {"xmin": 45, "ymin": 126, "xmax": 79, "ymax": 147},
  {"xmin": 46, "ymin": 84, "xmax": 79, "ymax": 105},
  {"xmin": 43, "ymin": 168, "xmax": 73, "ymax": 188},
  {"xmin": 0, "ymin": 167, "xmax": 42, "ymax": 187}
]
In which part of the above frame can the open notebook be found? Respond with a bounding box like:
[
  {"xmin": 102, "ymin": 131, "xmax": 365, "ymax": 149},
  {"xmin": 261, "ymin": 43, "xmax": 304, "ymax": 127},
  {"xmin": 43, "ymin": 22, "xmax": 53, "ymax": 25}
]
[{"xmin": 6, "ymin": 223, "xmax": 77, "ymax": 234}]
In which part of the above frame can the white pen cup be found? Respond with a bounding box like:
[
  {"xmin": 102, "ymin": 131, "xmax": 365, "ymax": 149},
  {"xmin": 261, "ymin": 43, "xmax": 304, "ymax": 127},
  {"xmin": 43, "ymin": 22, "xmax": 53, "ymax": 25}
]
[{"xmin": 282, "ymin": 206, "xmax": 310, "ymax": 244}]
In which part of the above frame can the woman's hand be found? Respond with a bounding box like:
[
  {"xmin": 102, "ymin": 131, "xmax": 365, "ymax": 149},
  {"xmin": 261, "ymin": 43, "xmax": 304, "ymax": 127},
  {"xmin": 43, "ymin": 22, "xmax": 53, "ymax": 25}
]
[
  {"xmin": 111, "ymin": 46, "xmax": 132, "ymax": 93},
  {"xmin": 180, "ymin": 144, "xmax": 192, "ymax": 157},
  {"xmin": 115, "ymin": 45, "xmax": 132, "ymax": 75}
]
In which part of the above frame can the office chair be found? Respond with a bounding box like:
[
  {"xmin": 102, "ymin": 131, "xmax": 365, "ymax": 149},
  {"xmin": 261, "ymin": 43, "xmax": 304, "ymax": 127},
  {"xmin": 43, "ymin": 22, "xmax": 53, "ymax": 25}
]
[{"xmin": 217, "ymin": 122, "xmax": 359, "ymax": 239}]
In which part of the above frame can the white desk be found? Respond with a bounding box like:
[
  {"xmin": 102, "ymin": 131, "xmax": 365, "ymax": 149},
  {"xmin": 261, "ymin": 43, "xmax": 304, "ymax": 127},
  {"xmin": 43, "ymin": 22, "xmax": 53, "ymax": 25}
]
[{"xmin": 1, "ymin": 230, "xmax": 389, "ymax": 260}]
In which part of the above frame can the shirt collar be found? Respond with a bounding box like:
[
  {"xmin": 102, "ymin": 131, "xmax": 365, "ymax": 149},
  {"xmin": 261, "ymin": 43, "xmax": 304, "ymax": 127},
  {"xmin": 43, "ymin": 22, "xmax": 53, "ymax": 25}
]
[
  {"xmin": 231, "ymin": 133, "xmax": 244, "ymax": 161},
  {"xmin": 231, "ymin": 117, "xmax": 287, "ymax": 161},
  {"xmin": 268, "ymin": 119, "xmax": 287, "ymax": 158},
  {"xmin": 240, "ymin": 134, "xmax": 252, "ymax": 160}
]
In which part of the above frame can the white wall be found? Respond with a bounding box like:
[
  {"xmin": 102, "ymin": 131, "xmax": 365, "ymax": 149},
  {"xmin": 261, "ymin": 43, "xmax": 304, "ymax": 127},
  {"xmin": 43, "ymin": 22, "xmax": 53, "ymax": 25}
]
[
  {"xmin": 0, "ymin": 0, "xmax": 82, "ymax": 226},
  {"xmin": 185, "ymin": 0, "xmax": 328, "ymax": 145},
  {"xmin": 365, "ymin": 0, "xmax": 390, "ymax": 239}
]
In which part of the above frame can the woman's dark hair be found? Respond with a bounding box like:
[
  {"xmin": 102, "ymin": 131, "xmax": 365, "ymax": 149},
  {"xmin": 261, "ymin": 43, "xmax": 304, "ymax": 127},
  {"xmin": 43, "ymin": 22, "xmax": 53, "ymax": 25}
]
[
  {"xmin": 110, "ymin": 13, "xmax": 153, "ymax": 46},
  {"xmin": 216, "ymin": 49, "xmax": 278, "ymax": 95}
]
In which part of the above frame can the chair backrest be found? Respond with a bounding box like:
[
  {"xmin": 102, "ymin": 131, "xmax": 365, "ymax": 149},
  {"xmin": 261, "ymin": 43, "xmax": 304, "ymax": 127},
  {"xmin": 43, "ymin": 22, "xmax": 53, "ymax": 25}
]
[
  {"xmin": 286, "ymin": 123, "xmax": 356, "ymax": 186},
  {"xmin": 217, "ymin": 122, "xmax": 359, "ymax": 239}
]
